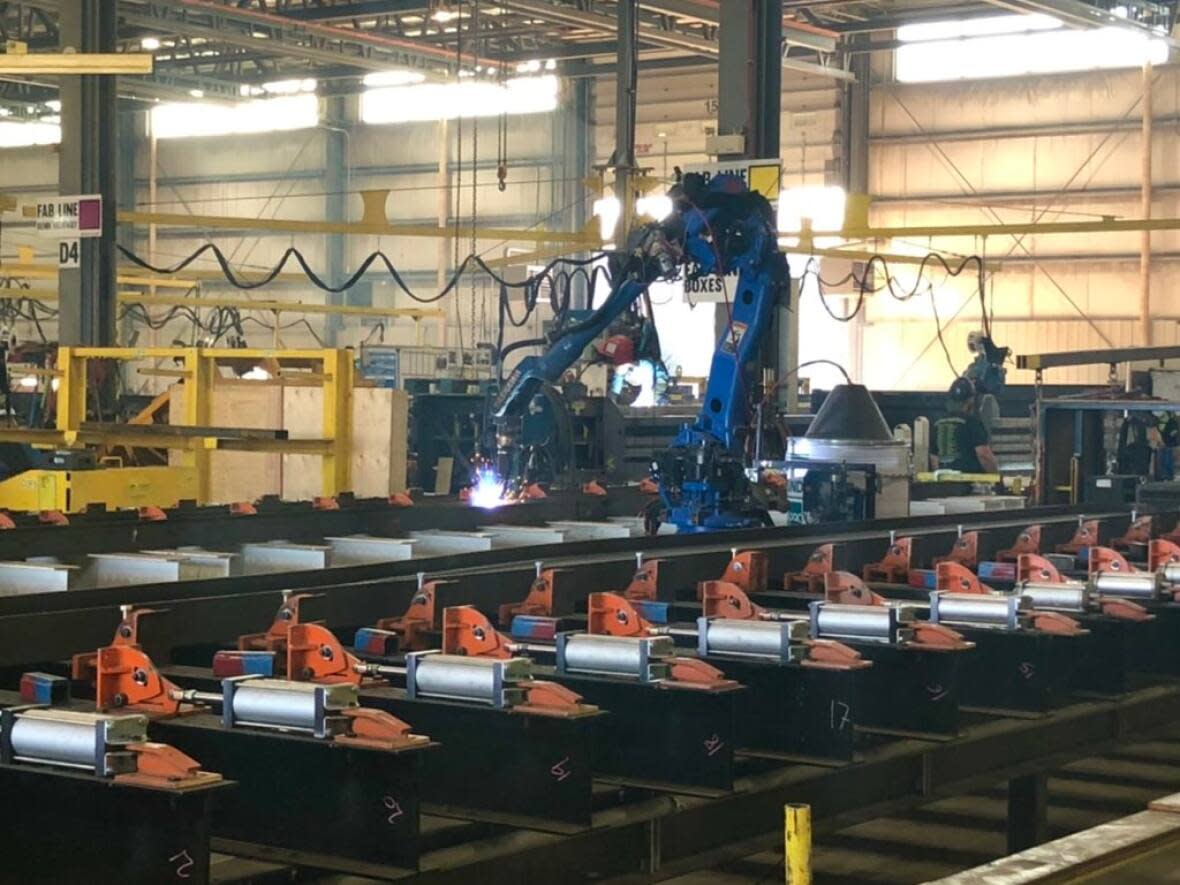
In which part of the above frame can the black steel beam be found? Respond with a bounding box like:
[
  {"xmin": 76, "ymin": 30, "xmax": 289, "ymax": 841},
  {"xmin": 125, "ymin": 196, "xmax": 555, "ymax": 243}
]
[{"xmin": 1018, "ymin": 345, "xmax": 1180, "ymax": 371}]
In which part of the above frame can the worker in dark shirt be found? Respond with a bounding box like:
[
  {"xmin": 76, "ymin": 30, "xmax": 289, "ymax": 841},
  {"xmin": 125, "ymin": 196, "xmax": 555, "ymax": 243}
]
[{"xmin": 933, "ymin": 377, "xmax": 999, "ymax": 474}]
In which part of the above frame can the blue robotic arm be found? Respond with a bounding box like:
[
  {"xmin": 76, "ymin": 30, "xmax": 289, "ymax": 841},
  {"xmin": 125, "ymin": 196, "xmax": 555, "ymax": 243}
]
[{"xmin": 491, "ymin": 173, "xmax": 789, "ymax": 531}]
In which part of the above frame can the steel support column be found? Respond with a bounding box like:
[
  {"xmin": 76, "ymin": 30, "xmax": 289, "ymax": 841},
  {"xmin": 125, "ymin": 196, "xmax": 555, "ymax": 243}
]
[
  {"xmin": 718, "ymin": 0, "xmax": 782, "ymax": 159},
  {"xmin": 717, "ymin": 1, "xmax": 786, "ymax": 402},
  {"xmin": 58, "ymin": 0, "xmax": 117, "ymax": 347},
  {"xmin": 324, "ymin": 97, "xmax": 350, "ymax": 346},
  {"xmin": 564, "ymin": 78, "xmax": 594, "ymax": 308},
  {"xmin": 607, "ymin": 0, "xmax": 640, "ymax": 241},
  {"xmin": 842, "ymin": 41, "xmax": 870, "ymax": 385},
  {"xmin": 1007, "ymin": 772, "xmax": 1049, "ymax": 853}
]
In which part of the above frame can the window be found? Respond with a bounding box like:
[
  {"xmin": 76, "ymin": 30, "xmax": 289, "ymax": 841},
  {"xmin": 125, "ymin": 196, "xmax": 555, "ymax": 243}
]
[
  {"xmin": 896, "ymin": 13, "xmax": 1168, "ymax": 83},
  {"xmin": 0, "ymin": 121, "xmax": 60, "ymax": 148},
  {"xmin": 149, "ymin": 93, "xmax": 319, "ymax": 140},
  {"xmin": 361, "ymin": 75, "xmax": 558, "ymax": 124}
]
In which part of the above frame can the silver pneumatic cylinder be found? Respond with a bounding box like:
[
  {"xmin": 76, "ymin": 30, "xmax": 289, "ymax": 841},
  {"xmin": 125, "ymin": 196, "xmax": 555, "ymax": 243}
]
[
  {"xmin": 560, "ymin": 633, "xmax": 672, "ymax": 678},
  {"xmin": 1015, "ymin": 582, "xmax": 1090, "ymax": 612},
  {"xmin": 1092, "ymin": 572, "xmax": 1161, "ymax": 599},
  {"xmin": 931, "ymin": 591, "xmax": 1026, "ymax": 628}
]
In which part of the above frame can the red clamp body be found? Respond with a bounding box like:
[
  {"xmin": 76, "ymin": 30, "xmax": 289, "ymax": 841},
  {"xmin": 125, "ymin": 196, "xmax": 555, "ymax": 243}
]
[
  {"xmin": 1149, "ymin": 538, "xmax": 1180, "ymax": 573},
  {"xmin": 373, "ymin": 582, "xmax": 439, "ymax": 652},
  {"xmin": 442, "ymin": 605, "xmax": 515, "ymax": 658},
  {"xmin": 582, "ymin": 480, "xmax": 607, "ymax": 496},
  {"xmin": 998, "ymin": 525, "xmax": 1042, "ymax": 562},
  {"xmin": 935, "ymin": 561, "xmax": 991, "ymax": 595},
  {"xmin": 94, "ymin": 645, "xmax": 184, "ymax": 717},
  {"xmin": 1017, "ymin": 553, "xmax": 1068, "ymax": 584},
  {"xmin": 823, "ymin": 571, "xmax": 886, "ymax": 606},
  {"xmin": 138, "ymin": 506, "xmax": 167, "ymax": 522},
  {"xmin": 237, "ymin": 592, "xmax": 319, "ymax": 658},
  {"xmin": 1057, "ymin": 519, "xmax": 1099, "ymax": 555},
  {"xmin": 229, "ymin": 501, "xmax": 257, "ymax": 516},
  {"xmin": 1113, "ymin": 515, "xmax": 1153, "ymax": 551},
  {"xmin": 388, "ymin": 492, "xmax": 413, "ymax": 508},
  {"xmin": 587, "ymin": 592, "xmax": 653, "ymax": 637},
  {"xmin": 39, "ymin": 510, "xmax": 68, "ymax": 526},
  {"xmin": 625, "ymin": 559, "xmax": 660, "ymax": 602},
  {"xmin": 499, "ymin": 568, "xmax": 557, "ymax": 627},
  {"xmin": 638, "ymin": 477, "xmax": 659, "ymax": 495},
  {"xmin": 934, "ymin": 532, "xmax": 978, "ymax": 570},
  {"xmin": 700, "ymin": 580, "xmax": 767, "ymax": 619},
  {"xmin": 783, "ymin": 544, "xmax": 834, "ymax": 594},
  {"xmin": 1088, "ymin": 545, "xmax": 1136, "ymax": 577},
  {"xmin": 313, "ymin": 496, "xmax": 340, "ymax": 511},
  {"xmin": 863, "ymin": 538, "xmax": 912, "ymax": 583},
  {"xmin": 117, "ymin": 742, "xmax": 222, "ymax": 790},
  {"xmin": 286, "ymin": 623, "xmax": 365, "ymax": 685},
  {"xmin": 71, "ymin": 606, "xmax": 161, "ymax": 683},
  {"xmin": 720, "ymin": 549, "xmax": 768, "ymax": 596}
]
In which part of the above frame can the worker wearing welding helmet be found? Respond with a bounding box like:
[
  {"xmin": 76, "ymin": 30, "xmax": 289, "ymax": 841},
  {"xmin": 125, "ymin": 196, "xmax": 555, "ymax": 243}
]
[{"xmin": 933, "ymin": 377, "xmax": 999, "ymax": 474}]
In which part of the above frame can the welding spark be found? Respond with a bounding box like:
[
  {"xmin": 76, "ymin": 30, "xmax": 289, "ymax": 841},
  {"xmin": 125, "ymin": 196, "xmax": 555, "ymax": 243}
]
[{"xmin": 469, "ymin": 467, "xmax": 510, "ymax": 509}]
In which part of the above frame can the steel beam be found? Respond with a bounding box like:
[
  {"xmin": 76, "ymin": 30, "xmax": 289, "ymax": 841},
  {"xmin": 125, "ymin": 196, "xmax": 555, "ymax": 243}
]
[
  {"xmin": 57, "ymin": 0, "xmax": 117, "ymax": 347},
  {"xmin": 501, "ymin": 0, "xmax": 718, "ymax": 57},
  {"xmin": 1017, "ymin": 345, "xmax": 1180, "ymax": 371}
]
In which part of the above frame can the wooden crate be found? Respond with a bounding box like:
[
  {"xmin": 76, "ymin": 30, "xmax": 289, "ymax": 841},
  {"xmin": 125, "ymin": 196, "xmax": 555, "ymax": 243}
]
[{"xmin": 169, "ymin": 382, "xmax": 407, "ymax": 504}]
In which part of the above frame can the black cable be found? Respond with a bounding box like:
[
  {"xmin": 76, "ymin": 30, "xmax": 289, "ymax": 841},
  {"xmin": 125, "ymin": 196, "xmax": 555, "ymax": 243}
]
[{"xmin": 116, "ymin": 242, "xmax": 618, "ymax": 304}]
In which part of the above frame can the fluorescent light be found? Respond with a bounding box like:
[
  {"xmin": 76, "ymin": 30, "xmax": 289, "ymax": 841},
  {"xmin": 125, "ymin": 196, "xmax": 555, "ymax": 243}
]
[
  {"xmin": 141, "ymin": 37, "xmax": 161, "ymax": 51},
  {"xmin": 432, "ymin": 8, "xmax": 459, "ymax": 22},
  {"xmin": 150, "ymin": 93, "xmax": 319, "ymax": 139},
  {"xmin": 17, "ymin": 376, "xmax": 36, "ymax": 389},
  {"xmin": 45, "ymin": 100, "xmax": 61, "ymax": 111},
  {"xmin": 261, "ymin": 78, "xmax": 317, "ymax": 95},
  {"xmin": 896, "ymin": 21, "xmax": 1169, "ymax": 82},
  {"xmin": 363, "ymin": 70, "xmax": 426, "ymax": 87},
  {"xmin": 188, "ymin": 89, "xmax": 204, "ymax": 99},
  {"xmin": 897, "ymin": 13, "xmax": 1060, "ymax": 42},
  {"xmin": 361, "ymin": 74, "xmax": 558, "ymax": 124},
  {"xmin": 242, "ymin": 367, "xmax": 271, "ymax": 381}
]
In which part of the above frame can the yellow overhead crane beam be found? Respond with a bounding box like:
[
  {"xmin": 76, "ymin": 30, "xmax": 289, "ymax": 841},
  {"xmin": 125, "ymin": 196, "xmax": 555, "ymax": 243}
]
[
  {"xmin": 0, "ymin": 42, "xmax": 153, "ymax": 76},
  {"xmin": 118, "ymin": 209, "xmax": 604, "ymax": 248}
]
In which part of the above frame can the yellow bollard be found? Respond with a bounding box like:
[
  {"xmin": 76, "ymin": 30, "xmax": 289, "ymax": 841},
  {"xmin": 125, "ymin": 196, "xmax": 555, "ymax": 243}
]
[{"xmin": 785, "ymin": 803, "xmax": 812, "ymax": 885}]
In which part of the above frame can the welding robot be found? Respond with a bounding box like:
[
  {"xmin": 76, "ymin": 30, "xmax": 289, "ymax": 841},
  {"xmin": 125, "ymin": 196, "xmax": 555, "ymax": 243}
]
[{"xmin": 489, "ymin": 172, "xmax": 790, "ymax": 533}]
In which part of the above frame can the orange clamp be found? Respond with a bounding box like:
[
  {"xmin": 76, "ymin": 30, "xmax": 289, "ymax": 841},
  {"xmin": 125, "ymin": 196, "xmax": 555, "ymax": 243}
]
[
  {"xmin": 519, "ymin": 680, "xmax": 588, "ymax": 714},
  {"xmin": 1017, "ymin": 553, "xmax": 1067, "ymax": 584},
  {"xmin": 442, "ymin": 605, "xmax": 515, "ymax": 659},
  {"xmin": 638, "ymin": 477, "xmax": 659, "ymax": 495},
  {"xmin": 582, "ymin": 480, "xmax": 607, "ymax": 496},
  {"xmin": 909, "ymin": 621, "xmax": 973, "ymax": 651},
  {"xmin": 998, "ymin": 525, "xmax": 1042, "ymax": 562},
  {"xmin": 95, "ymin": 645, "xmax": 183, "ymax": 716},
  {"xmin": 863, "ymin": 537, "xmax": 912, "ymax": 583},
  {"xmin": 520, "ymin": 483, "xmax": 547, "ymax": 500},
  {"xmin": 0, "ymin": 512, "xmax": 15, "ymax": 530},
  {"xmin": 587, "ymin": 592, "xmax": 652, "ymax": 637},
  {"xmin": 783, "ymin": 544, "xmax": 834, "ymax": 594},
  {"xmin": 625, "ymin": 559, "xmax": 660, "ymax": 602},
  {"xmin": 823, "ymin": 571, "xmax": 886, "ymax": 606},
  {"xmin": 338, "ymin": 707, "xmax": 428, "ymax": 750},
  {"xmin": 374, "ymin": 582, "xmax": 439, "ymax": 652},
  {"xmin": 1113, "ymin": 515, "xmax": 1153, "ymax": 550},
  {"xmin": 238, "ymin": 592, "xmax": 319, "ymax": 655},
  {"xmin": 137, "ymin": 506, "xmax": 167, "ymax": 522},
  {"xmin": 71, "ymin": 606, "xmax": 161, "ymax": 683},
  {"xmin": 802, "ymin": 638, "xmax": 870, "ymax": 671},
  {"xmin": 1099, "ymin": 597, "xmax": 1154, "ymax": 622},
  {"xmin": 388, "ymin": 492, "xmax": 414, "ymax": 508},
  {"xmin": 1088, "ymin": 546, "xmax": 1136, "ymax": 577},
  {"xmin": 934, "ymin": 532, "xmax": 979, "ymax": 569},
  {"xmin": 38, "ymin": 510, "xmax": 68, "ymax": 526},
  {"xmin": 1057, "ymin": 519, "xmax": 1098, "ymax": 555},
  {"xmin": 1149, "ymin": 538, "xmax": 1180, "ymax": 573},
  {"xmin": 667, "ymin": 656, "xmax": 738, "ymax": 689},
  {"xmin": 1030, "ymin": 610, "xmax": 1087, "ymax": 636},
  {"xmin": 700, "ymin": 580, "xmax": 764, "ymax": 619},
  {"xmin": 718, "ymin": 549, "xmax": 768, "ymax": 596},
  {"xmin": 499, "ymin": 568, "xmax": 557, "ymax": 627},
  {"xmin": 935, "ymin": 561, "xmax": 991, "ymax": 595},
  {"xmin": 229, "ymin": 501, "xmax": 257, "ymax": 516},
  {"xmin": 286, "ymin": 623, "xmax": 363, "ymax": 685},
  {"xmin": 117, "ymin": 742, "xmax": 221, "ymax": 789}
]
